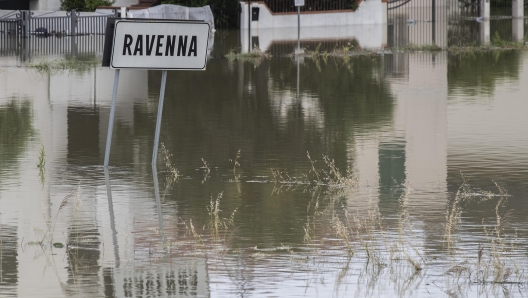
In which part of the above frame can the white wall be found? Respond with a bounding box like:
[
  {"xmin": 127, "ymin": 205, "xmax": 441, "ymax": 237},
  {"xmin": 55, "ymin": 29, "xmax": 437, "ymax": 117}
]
[{"xmin": 240, "ymin": 0, "xmax": 386, "ymax": 30}]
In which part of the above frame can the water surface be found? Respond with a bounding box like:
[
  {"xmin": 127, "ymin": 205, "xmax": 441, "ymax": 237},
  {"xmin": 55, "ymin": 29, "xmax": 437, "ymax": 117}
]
[{"xmin": 1, "ymin": 31, "xmax": 528, "ymax": 297}]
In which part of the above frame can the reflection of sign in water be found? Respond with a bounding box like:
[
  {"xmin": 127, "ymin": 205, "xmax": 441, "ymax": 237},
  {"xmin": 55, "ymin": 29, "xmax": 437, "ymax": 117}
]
[
  {"xmin": 294, "ymin": 0, "xmax": 305, "ymax": 6},
  {"xmin": 117, "ymin": 266, "xmax": 209, "ymax": 297},
  {"xmin": 110, "ymin": 20, "xmax": 210, "ymax": 70}
]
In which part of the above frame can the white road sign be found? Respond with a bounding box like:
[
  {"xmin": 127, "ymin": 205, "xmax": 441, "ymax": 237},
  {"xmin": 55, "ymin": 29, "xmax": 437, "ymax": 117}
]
[
  {"xmin": 110, "ymin": 20, "xmax": 210, "ymax": 70},
  {"xmin": 294, "ymin": 0, "xmax": 305, "ymax": 6}
]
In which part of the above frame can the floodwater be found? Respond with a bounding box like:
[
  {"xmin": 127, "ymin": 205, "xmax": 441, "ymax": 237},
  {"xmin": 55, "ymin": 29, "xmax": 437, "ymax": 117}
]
[{"xmin": 1, "ymin": 24, "xmax": 528, "ymax": 297}]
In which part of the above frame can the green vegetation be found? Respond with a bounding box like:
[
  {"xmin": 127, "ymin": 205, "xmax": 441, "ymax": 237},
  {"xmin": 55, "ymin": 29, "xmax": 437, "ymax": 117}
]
[
  {"xmin": 37, "ymin": 144, "xmax": 45, "ymax": 169},
  {"xmin": 387, "ymin": 41, "xmax": 527, "ymax": 54},
  {"xmin": 60, "ymin": 0, "xmax": 114, "ymax": 11},
  {"xmin": 154, "ymin": 152, "xmax": 526, "ymax": 294},
  {"xmin": 37, "ymin": 143, "xmax": 46, "ymax": 186},
  {"xmin": 348, "ymin": 0, "xmax": 360, "ymax": 10},
  {"xmin": 490, "ymin": 0, "xmax": 514, "ymax": 7},
  {"xmin": 225, "ymin": 47, "xmax": 272, "ymax": 67},
  {"xmin": 27, "ymin": 55, "xmax": 101, "ymax": 73}
]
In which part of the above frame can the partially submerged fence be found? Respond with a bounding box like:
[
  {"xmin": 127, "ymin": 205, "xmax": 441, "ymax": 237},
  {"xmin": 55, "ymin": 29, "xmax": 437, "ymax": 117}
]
[
  {"xmin": 388, "ymin": 0, "xmax": 476, "ymax": 22},
  {"xmin": 389, "ymin": 0, "xmax": 528, "ymax": 22},
  {"xmin": 1, "ymin": 35, "xmax": 106, "ymax": 58},
  {"xmin": 1, "ymin": 9, "xmax": 114, "ymax": 39},
  {"xmin": 387, "ymin": 0, "xmax": 528, "ymax": 47}
]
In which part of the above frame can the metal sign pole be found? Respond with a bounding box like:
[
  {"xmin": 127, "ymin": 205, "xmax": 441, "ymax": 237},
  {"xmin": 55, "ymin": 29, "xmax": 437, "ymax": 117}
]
[
  {"xmin": 152, "ymin": 70, "xmax": 168, "ymax": 165},
  {"xmin": 104, "ymin": 168, "xmax": 120, "ymax": 267},
  {"xmin": 104, "ymin": 69, "xmax": 120, "ymax": 167},
  {"xmin": 248, "ymin": 0, "xmax": 251, "ymax": 51},
  {"xmin": 297, "ymin": 6, "xmax": 300, "ymax": 51},
  {"xmin": 152, "ymin": 165, "xmax": 166, "ymax": 245},
  {"xmin": 294, "ymin": 0, "xmax": 304, "ymax": 54},
  {"xmin": 296, "ymin": 57, "xmax": 300, "ymax": 114}
]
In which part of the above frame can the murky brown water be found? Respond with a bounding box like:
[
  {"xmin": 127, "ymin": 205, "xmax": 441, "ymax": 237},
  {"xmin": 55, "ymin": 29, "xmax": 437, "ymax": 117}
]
[{"xmin": 1, "ymin": 27, "xmax": 528, "ymax": 297}]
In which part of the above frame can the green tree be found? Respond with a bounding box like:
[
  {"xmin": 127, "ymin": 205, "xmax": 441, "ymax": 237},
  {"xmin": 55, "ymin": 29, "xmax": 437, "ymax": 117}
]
[{"xmin": 60, "ymin": 0, "xmax": 115, "ymax": 12}]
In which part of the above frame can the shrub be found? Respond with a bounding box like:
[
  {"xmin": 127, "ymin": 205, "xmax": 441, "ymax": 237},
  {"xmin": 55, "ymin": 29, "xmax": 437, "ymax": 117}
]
[{"xmin": 60, "ymin": 0, "xmax": 115, "ymax": 12}]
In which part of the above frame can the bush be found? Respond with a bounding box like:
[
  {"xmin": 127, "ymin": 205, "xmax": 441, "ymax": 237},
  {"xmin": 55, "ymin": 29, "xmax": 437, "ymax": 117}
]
[
  {"xmin": 490, "ymin": 0, "xmax": 512, "ymax": 7},
  {"xmin": 60, "ymin": 0, "xmax": 115, "ymax": 11}
]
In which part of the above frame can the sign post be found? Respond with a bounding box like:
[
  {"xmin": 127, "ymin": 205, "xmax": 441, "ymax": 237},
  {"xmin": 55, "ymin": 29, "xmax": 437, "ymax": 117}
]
[
  {"xmin": 102, "ymin": 19, "xmax": 210, "ymax": 166},
  {"xmin": 294, "ymin": 0, "xmax": 304, "ymax": 53}
]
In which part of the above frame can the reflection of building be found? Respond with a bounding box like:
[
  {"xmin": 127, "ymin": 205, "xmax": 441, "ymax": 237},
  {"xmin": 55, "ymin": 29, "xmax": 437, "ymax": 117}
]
[
  {"xmin": 241, "ymin": 25, "xmax": 388, "ymax": 53},
  {"xmin": 354, "ymin": 52, "xmax": 448, "ymax": 213},
  {"xmin": 350, "ymin": 52, "xmax": 448, "ymax": 255}
]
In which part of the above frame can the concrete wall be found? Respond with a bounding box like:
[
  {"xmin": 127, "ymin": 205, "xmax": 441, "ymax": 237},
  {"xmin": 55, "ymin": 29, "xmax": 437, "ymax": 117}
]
[{"xmin": 240, "ymin": 0, "xmax": 386, "ymax": 29}]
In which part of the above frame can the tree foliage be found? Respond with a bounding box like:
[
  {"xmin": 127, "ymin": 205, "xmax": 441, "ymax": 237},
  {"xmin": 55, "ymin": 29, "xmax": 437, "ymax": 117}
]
[{"xmin": 60, "ymin": 0, "xmax": 115, "ymax": 11}]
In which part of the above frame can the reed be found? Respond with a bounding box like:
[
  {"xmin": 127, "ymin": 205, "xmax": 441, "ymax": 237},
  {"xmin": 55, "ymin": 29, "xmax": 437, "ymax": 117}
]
[
  {"xmin": 27, "ymin": 56, "xmax": 100, "ymax": 73},
  {"xmin": 305, "ymin": 151, "xmax": 359, "ymax": 188},
  {"xmin": 161, "ymin": 142, "xmax": 180, "ymax": 183},
  {"xmin": 225, "ymin": 47, "xmax": 272, "ymax": 68},
  {"xmin": 37, "ymin": 143, "xmax": 46, "ymax": 186},
  {"xmin": 37, "ymin": 143, "xmax": 45, "ymax": 169},
  {"xmin": 201, "ymin": 158, "xmax": 211, "ymax": 184}
]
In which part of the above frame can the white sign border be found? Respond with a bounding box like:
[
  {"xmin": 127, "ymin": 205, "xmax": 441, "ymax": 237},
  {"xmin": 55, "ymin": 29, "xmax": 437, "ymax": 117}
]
[{"xmin": 110, "ymin": 19, "xmax": 210, "ymax": 70}]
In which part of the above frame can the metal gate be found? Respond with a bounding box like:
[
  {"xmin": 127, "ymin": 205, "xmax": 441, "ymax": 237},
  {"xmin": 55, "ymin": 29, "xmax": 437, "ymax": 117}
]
[
  {"xmin": 387, "ymin": 0, "xmax": 527, "ymax": 47},
  {"xmin": 30, "ymin": 11, "xmax": 110, "ymax": 36},
  {"xmin": 1, "ymin": 11, "xmax": 22, "ymax": 54},
  {"xmin": 1, "ymin": 9, "xmax": 113, "ymax": 39},
  {"xmin": 390, "ymin": 0, "xmax": 528, "ymax": 21},
  {"xmin": 2, "ymin": 9, "xmax": 114, "ymax": 59},
  {"xmin": 388, "ymin": 0, "xmax": 480, "ymax": 22},
  {"xmin": 1, "ymin": 11, "xmax": 22, "ymax": 37}
]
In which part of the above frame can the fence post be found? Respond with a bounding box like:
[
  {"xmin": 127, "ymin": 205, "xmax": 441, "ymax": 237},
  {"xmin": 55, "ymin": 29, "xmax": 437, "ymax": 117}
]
[
  {"xmin": 432, "ymin": 0, "xmax": 436, "ymax": 22},
  {"xmin": 21, "ymin": 11, "xmax": 29, "ymax": 38},
  {"xmin": 512, "ymin": 0, "xmax": 524, "ymax": 18},
  {"xmin": 432, "ymin": 0, "xmax": 436, "ymax": 44},
  {"xmin": 512, "ymin": 0, "xmax": 524, "ymax": 42},
  {"xmin": 479, "ymin": 20, "xmax": 490, "ymax": 44},
  {"xmin": 70, "ymin": 9, "xmax": 77, "ymax": 36},
  {"xmin": 480, "ymin": 0, "xmax": 490, "ymax": 20}
]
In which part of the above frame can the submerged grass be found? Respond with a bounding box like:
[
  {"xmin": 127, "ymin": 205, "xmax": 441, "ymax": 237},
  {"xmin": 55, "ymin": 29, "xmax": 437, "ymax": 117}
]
[
  {"xmin": 111, "ymin": 149, "xmax": 528, "ymax": 296},
  {"xmin": 302, "ymin": 35, "xmax": 527, "ymax": 60},
  {"xmin": 225, "ymin": 47, "xmax": 272, "ymax": 68},
  {"xmin": 27, "ymin": 55, "xmax": 101, "ymax": 73},
  {"xmin": 29, "ymin": 148, "xmax": 527, "ymax": 296}
]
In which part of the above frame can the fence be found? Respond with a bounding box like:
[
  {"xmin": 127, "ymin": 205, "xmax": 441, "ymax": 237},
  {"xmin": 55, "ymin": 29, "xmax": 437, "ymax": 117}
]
[
  {"xmin": 1, "ymin": 9, "xmax": 114, "ymax": 39},
  {"xmin": 389, "ymin": 0, "xmax": 528, "ymax": 22},
  {"xmin": 387, "ymin": 0, "xmax": 528, "ymax": 47},
  {"xmin": 30, "ymin": 12, "xmax": 110, "ymax": 36},
  {"xmin": 0, "ymin": 35, "xmax": 107, "ymax": 59},
  {"xmin": 388, "ymin": 0, "xmax": 476, "ymax": 22},
  {"xmin": 262, "ymin": 0, "xmax": 356, "ymax": 13}
]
